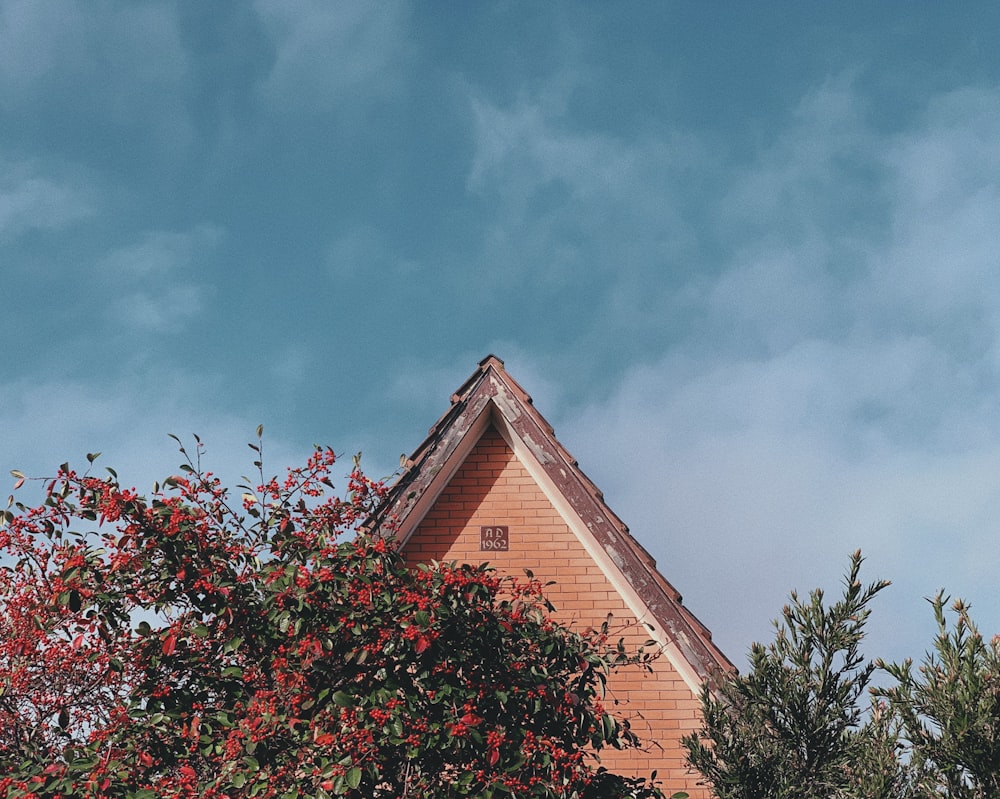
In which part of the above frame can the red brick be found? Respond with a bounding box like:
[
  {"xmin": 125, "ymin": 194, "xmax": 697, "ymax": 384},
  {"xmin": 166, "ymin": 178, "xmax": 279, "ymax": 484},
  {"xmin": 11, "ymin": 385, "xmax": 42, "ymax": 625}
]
[{"xmin": 400, "ymin": 428, "xmax": 714, "ymax": 798}]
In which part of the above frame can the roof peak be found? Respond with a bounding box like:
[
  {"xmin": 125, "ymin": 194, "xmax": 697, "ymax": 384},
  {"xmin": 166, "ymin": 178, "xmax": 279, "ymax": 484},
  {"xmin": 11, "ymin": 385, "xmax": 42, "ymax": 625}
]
[
  {"xmin": 451, "ymin": 354, "xmax": 531, "ymax": 406},
  {"xmin": 478, "ymin": 353, "xmax": 505, "ymax": 370},
  {"xmin": 377, "ymin": 355, "xmax": 734, "ymax": 682}
]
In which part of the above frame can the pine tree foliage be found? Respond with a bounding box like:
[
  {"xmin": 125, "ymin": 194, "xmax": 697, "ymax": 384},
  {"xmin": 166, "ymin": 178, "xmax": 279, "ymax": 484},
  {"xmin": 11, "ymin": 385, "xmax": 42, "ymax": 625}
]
[
  {"xmin": 879, "ymin": 594, "xmax": 1000, "ymax": 799},
  {"xmin": 683, "ymin": 551, "xmax": 903, "ymax": 799},
  {"xmin": 684, "ymin": 552, "xmax": 1000, "ymax": 799}
]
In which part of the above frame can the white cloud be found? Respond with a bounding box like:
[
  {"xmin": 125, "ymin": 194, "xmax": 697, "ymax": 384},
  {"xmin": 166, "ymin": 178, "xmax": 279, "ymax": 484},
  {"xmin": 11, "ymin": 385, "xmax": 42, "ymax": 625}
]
[
  {"xmin": 116, "ymin": 286, "xmax": 204, "ymax": 333},
  {"xmin": 0, "ymin": 160, "xmax": 94, "ymax": 241},
  {"xmin": 98, "ymin": 226, "xmax": 222, "ymax": 333},
  {"xmin": 549, "ymin": 80, "xmax": 1000, "ymax": 667},
  {"xmin": 464, "ymin": 89, "xmax": 706, "ymax": 316},
  {"xmin": 100, "ymin": 226, "xmax": 223, "ymax": 277},
  {"xmin": 561, "ymin": 343, "xmax": 1000, "ymax": 666},
  {"xmin": 0, "ymin": 370, "xmax": 311, "ymax": 507},
  {"xmin": 702, "ymin": 251, "xmax": 842, "ymax": 353},
  {"xmin": 873, "ymin": 88, "xmax": 1000, "ymax": 322},
  {"xmin": 0, "ymin": 1, "xmax": 193, "ymax": 149},
  {"xmin": 468, "ymin": 99, "xmax": 636, "ymax": 198},
  {"xmin": 719, "ymin": 74, "xmax": 874, "ymax": 239},
  {"xmin": 468, "ymin": 94, "xmax": 700, "ymax": 216},
  {"xmin": 254, "ymin": 0, "xmax": 411, "ymax": 113}
]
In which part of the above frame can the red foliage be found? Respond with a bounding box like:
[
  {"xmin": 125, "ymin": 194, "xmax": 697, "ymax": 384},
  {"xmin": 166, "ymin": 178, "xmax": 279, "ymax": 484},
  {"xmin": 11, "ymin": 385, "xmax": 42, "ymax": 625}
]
[{"xmin": 0, "ymin": 436, "xmax": 662, "ymax": 799}]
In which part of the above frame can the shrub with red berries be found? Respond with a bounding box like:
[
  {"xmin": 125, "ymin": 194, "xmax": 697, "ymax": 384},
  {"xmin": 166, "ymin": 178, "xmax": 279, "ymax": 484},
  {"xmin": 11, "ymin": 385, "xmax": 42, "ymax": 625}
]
[{"xmin": 0, "ymin": 432, "xmax": 663, "ymax": 799}]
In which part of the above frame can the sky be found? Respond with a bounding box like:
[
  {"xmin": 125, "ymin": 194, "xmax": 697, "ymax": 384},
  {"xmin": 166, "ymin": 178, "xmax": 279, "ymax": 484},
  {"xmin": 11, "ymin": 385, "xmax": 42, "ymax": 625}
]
[{"xmin": 4, "ymin": 1, "xmax": 1000, "ymax": 672}]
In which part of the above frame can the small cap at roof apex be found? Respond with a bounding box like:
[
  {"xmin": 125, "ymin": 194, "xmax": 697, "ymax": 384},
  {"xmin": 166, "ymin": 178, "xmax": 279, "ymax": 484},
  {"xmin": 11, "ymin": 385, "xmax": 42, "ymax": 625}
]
[{"xmin": 478, "ymin": 354, "xmax": 505, "ymax": 370}]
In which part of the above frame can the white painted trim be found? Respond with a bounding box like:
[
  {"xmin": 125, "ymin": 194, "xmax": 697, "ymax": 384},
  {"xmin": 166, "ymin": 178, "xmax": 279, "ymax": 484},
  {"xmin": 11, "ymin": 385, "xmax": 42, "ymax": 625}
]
[
  {"xmin": 491, "ymin": 408, "xmax": 705, "ymax": 696},
  {"xmin": 394, "ymin": 403, "xmax": 494, "ymax": 548}
]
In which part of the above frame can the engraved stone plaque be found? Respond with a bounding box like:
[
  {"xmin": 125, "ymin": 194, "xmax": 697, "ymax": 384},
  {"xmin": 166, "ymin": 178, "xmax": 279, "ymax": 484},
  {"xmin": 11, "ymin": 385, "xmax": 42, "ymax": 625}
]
[{"xmin": 480, "ymin": 525, "xmax": 509, "ymax": 551}]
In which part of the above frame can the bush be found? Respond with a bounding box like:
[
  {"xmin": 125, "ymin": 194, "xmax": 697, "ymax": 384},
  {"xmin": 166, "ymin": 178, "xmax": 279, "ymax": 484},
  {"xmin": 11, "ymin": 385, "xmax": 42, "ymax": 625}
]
[{"xmin": 0, "ymin": 434, "xmax": 661, "ymax": 799}]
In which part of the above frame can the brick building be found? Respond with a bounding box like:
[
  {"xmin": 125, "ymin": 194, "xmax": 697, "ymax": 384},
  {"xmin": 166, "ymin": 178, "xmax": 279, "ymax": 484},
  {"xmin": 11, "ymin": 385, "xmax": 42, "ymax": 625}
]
[{"xmin": 377, "ymin": 355, "xmax": 732, "ymax": 796}]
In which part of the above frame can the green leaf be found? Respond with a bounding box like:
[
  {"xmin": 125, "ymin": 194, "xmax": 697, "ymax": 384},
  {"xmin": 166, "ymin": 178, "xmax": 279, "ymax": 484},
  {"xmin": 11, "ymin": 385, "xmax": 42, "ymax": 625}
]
[
  {"xmin": 346, "ymin": 767, "xmax": 362, "ymax": 789},
  {"xmin": 602, "ymin": 713, "xmax": 615, "ymax": 741},
  {"xmin": 333, "ymin": 691, "xmax": 354, "ymax": 707}
]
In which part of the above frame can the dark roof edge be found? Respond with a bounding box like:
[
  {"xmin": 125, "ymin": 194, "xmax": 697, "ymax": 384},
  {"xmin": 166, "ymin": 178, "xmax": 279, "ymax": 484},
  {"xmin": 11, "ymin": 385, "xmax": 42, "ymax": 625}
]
[{"xmin": 374, "ymin": 356, "xmax": 735, "ymax": 680}]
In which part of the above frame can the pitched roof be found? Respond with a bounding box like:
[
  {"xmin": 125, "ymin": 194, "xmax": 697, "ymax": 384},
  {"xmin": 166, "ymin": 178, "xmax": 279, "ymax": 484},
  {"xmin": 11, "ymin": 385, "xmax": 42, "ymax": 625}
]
[{"xmin": 373, "ymin": 354, "xmax": 734, "ymax": 687}]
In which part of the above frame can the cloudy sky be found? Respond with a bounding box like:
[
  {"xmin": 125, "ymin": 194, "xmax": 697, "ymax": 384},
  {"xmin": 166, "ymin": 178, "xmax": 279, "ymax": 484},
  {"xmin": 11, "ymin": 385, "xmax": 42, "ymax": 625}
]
[{"xmin": 4, "ymin": 1, "xmax": 1000, "ymax": 670}]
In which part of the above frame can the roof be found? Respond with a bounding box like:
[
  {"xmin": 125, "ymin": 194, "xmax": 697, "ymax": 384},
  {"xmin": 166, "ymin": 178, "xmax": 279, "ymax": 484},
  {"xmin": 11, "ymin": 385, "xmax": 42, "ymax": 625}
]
[{"xmin": 372, "ymin": 354, "xmax": 734, "ymax": 685}]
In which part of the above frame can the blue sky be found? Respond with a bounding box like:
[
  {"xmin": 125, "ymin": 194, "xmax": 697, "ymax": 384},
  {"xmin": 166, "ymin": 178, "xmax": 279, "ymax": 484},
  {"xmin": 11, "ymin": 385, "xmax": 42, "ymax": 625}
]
[{"xmin": 4, "ymin": 2, "xmax": 1000, "ymax": 669}]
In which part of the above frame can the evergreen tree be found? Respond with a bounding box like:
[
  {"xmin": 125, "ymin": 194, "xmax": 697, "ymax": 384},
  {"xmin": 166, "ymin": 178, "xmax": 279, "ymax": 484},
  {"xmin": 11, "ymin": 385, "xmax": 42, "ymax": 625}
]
[
  {"xmin": 879, "ymin": 594, "xmax": 1000, "ymax": 799},
  {"xmin": 683, "ymin": 551, "xmax": 912, "ymax": 799}
]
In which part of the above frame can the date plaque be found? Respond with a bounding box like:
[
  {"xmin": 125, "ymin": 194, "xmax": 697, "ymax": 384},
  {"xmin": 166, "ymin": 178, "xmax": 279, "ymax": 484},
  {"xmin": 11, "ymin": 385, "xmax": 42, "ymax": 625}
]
[{"xmin": 480, "ymin": 525, "xmax": 509, "ymax": 551}]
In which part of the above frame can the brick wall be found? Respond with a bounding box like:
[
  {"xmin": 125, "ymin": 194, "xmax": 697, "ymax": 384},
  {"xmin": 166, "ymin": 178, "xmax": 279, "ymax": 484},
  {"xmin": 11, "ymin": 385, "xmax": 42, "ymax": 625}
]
[{"xmin": 400, "ymin": 426, "xmax": 710, "ymax": 798}]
